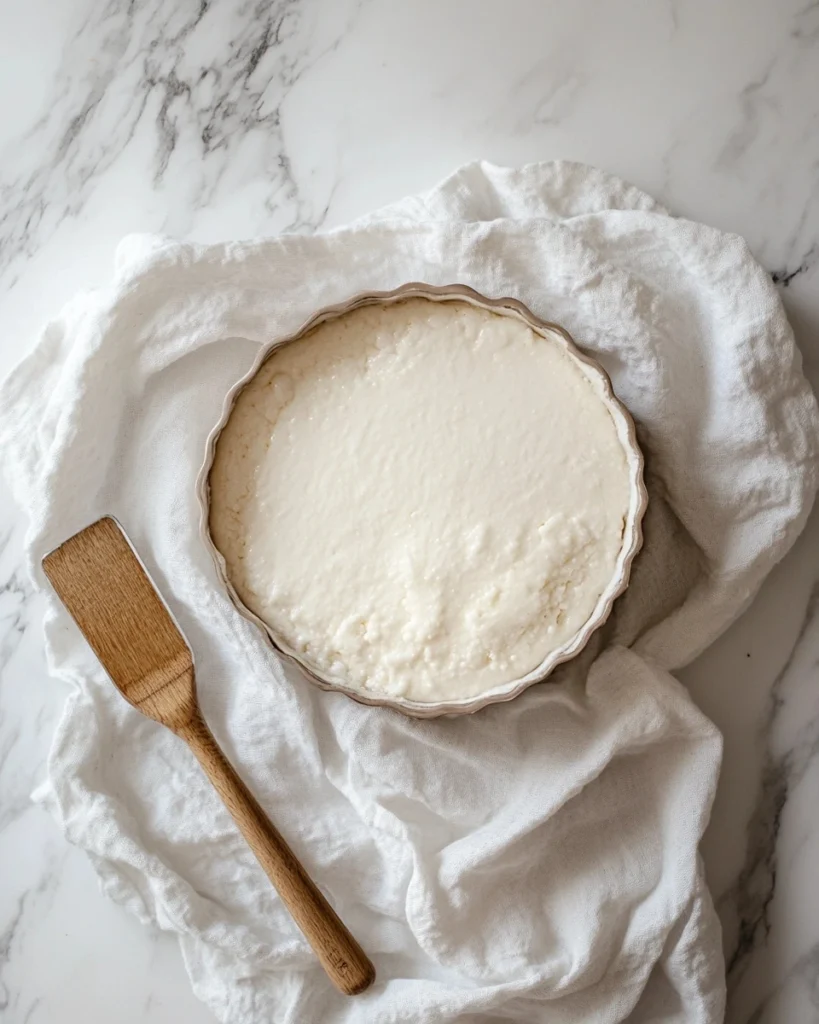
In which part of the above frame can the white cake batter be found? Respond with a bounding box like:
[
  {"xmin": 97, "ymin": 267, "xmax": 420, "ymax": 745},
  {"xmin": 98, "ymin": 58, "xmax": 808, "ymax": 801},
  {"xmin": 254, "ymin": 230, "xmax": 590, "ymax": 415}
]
[{"xmin": 209, "ymin": 298, "xmax": 632, "ymax": 702}]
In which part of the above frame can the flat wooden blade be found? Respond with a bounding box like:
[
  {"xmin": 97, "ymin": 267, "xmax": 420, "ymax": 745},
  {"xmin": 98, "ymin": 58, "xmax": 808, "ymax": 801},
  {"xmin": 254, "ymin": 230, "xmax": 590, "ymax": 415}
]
[{"xmin": 42, "ymin": 516, "xmax": 194, "ymax": 725}]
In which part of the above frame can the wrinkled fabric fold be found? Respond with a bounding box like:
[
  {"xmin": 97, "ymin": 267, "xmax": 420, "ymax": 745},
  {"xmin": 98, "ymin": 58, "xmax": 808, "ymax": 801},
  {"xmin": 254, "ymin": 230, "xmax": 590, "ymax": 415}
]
[{"xmin": 2, "ymin": 162, "xmax": 817, "ymax": 1023}]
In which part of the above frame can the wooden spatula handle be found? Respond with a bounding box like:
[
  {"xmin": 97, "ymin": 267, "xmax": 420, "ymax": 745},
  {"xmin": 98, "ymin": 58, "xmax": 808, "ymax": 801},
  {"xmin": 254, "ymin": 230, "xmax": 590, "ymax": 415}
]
[{"xmin": 176, "ymin": 712, "xmax": 375, "ymax": 996}]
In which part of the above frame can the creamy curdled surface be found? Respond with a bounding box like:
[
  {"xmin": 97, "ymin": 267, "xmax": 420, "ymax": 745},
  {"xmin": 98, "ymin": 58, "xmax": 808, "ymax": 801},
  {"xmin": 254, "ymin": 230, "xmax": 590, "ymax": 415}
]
[{"xmin": 209, "ymin": 298, "xmax": 632, "ymax": 703}]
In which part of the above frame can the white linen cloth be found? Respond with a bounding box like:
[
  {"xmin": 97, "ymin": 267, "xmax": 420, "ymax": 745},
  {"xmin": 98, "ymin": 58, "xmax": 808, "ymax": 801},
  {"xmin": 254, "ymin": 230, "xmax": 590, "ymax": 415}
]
[{"xmin": 2, "ymin": 161, "xmax": 817, "ymax": 1024}]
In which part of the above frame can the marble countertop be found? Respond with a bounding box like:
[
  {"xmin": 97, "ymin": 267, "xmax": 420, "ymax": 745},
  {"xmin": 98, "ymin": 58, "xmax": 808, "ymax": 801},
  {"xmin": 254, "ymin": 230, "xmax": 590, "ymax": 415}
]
[{"xmin": 1, "ymin": 1, "xmax": 817, "ymax": 1022}]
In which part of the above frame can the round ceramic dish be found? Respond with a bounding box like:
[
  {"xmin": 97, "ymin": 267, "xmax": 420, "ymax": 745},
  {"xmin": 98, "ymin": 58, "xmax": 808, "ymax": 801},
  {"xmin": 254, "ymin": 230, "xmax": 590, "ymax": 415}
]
[{"xmin": 196, "ymin": 283, "xmax": 647, "ymax": 718}]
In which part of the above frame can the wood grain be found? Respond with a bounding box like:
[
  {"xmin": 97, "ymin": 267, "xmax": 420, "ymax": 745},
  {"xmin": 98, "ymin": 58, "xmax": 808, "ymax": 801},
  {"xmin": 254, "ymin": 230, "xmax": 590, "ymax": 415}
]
[{"xmin": 42, "ymin": 516, "xmax": 375, "ymax": 996}]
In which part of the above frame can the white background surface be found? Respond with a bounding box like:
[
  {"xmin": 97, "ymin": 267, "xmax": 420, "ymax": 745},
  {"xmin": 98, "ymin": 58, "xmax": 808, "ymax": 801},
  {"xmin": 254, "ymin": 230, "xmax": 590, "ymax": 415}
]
[{"xmin": 0, "ymin": 2, "xmax": 817, "ymax": 1022}]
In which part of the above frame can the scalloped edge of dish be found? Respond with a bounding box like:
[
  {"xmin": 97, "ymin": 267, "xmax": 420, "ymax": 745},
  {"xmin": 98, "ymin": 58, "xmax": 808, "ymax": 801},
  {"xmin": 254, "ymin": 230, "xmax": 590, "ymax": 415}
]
[{"xmin": 196, "ymin": 283, "xmax": 648, "ymax": 718}]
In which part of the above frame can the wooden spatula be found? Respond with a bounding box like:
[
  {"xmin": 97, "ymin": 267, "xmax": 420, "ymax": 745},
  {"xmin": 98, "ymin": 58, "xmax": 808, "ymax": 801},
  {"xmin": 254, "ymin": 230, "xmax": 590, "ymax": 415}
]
[{"xmin": 42, "ymin": 515, "xmax": 375, "ymax": 996}]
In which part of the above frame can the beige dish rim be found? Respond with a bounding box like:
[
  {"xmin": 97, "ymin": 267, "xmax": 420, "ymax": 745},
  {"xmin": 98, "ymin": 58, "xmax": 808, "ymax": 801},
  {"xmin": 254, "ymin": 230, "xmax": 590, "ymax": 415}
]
[{"xmin": 196, "ymin": 283, "xmax": 648, "ymax": 719}]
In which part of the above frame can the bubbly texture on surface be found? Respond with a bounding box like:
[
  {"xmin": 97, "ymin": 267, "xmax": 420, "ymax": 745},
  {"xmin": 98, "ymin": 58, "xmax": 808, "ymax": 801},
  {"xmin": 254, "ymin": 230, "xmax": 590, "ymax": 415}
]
[{"xmin": 209, "ymin": 298, "xmax": 632, "ymax": 703}]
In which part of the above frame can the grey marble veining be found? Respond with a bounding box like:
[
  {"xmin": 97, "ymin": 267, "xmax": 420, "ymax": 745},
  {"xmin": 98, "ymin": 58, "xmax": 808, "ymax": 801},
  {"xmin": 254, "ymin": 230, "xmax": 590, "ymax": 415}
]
[
  {"xmin": 721, "ymin": 582, "xmax": 819, "ymax": 1021},
  {"xmin": 1, "ymin": 0, "xmax": 366, "ymax": 285},
  {"xmin": 1, "ymin": 1, "xmax": 818, "ymax": 1021}
]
